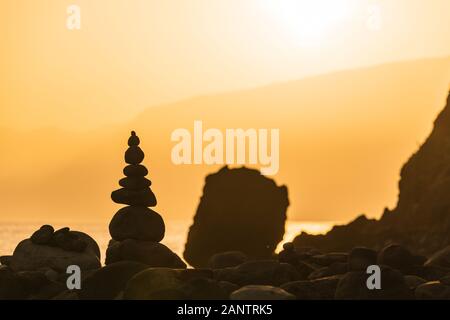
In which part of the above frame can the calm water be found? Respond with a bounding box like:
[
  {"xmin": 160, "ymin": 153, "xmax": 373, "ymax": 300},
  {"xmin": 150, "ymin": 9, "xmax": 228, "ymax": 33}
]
[{"xmin": 0, "ymin": 220, "xmax": 335, "ymax": 263}]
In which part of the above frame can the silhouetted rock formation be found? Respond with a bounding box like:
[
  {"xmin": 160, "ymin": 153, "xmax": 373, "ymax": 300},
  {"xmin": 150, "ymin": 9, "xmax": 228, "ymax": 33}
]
[
  {"xmin": 183, "ymin": 166, "xmax": 289, "ymax": 268},
  {"xmin": 8, "ymin": 225, "xmax": 101, "ymax": 273},
  {"xmin": 294, "ymin": 92, "xmax": 450, "ymax": 255},
  {"xmin": 105, "ymin": 131, "xmax": 185, "ymax": 268}
]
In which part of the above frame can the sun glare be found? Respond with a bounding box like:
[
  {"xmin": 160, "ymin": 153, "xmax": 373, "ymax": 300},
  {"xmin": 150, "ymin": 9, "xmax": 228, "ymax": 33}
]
[{"xmin": 260, "ymin": 0, "xmax": 355, "ymax": 47}]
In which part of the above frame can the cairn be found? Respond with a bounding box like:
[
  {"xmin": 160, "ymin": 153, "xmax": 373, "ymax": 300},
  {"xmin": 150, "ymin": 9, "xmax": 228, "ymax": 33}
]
[{"xmin": 106, "ymin": 131, "xmax": 185, "ymax": 268}]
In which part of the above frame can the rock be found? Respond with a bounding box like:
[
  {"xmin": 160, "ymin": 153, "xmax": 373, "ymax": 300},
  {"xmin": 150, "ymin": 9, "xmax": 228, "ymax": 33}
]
[
  {"xmin": 30, "ymin": 281, "xmax": 66, "ymax": 300},
  {"xmin": 123, "ymin": 164, "xmax": 148, "ymax": 177},
  {"xmin": 119, "ymin": 177, "xmax": 152, "ymax": 190},
  {"xmin": 53, "ymin": 231, "xmax": 87, "ymax": 253},
  {"xmin": 16, "ymin": 271, "xmax": 50, "ymax": 293},
  {"xmin": 10, "ymin": 239, "xmax": 101, "ymax": 272},
  {"xmin": 415, "ymin": 281, "xmax": 450, "ymax": 300},
  {"xmin": 184, "ymin": 166, "xmax": 289, "ymax": 268},
  {"xmin": 70, "ymin": 231, "xmax": 101, "ymax": 259},
  {"xmin": 281, "ymin": 275, "xmax": 342, "ymax": 300},
  {"xmin": 440, "ymin": 275, "xmax": 450, "ymax": 286},
  {"xmin": 125, "ymin": 146, "xmax": 145, "ymax": 165},
  {"xmin": 80, "ymin": 261, "xmax": 149, "ymax": 300},
  {"xmin": 425, "ymin": 245, "xmax": 450, "ymax": 269},
  {"xmin": 30, "ymin": 225, "xmax": 54, "ymax": 245},
  {"xmin": 207, "ymin": 251, "xmax": 248, "ymax": 269},
  {"xmin": 230, "ymin": 285, "xmax": 295, "ymax": 300},
  {"xmin": 128, "ymin": 131, "xmax": 140, "ymax": 146},
  {"xmin": 293, "ymin": 93, "xmax": 450, "ymax": 256},
  {"xmin": 124, "ymin": 268, "xmax": 185, "ymax": 300},
  {"xmin": 111, "ymin": 188, "xmax": 157, "ymax": 206},
  {"xmin": 348, "ymin": 247, "xmax": 377, "ymax": 271},
  {"xmin": 404, "ymin": 275, "xmax": 427, "ymax": 290},
  {"xmin": 377, "ymin": 244, "xmax": 423, "ymax": 273},
  {"xmin": 42, "ymin": 268, "xmax": 59, "ymax": 282},
  {"xmin": 0, "ymin": 255, "xmax": 12, "ymax": 266},
  {"xmin": 335, "ymin": 267, "xmax": 413, "ymax": 300},
  {"xmin": 309, "ymin": 253, "xmax": 348, "ymax": 266},
  {"xmin": 0, "ymin": 266, "xmax": 27, "ymax": 299},
  {"xmin": 53, "ymin": 227, "xmax": 70, "ymax": 236},
  {"xmin": 177, "ymin": 268, "xmax": 214, "ymax": 281},
  {"xmin": 179, "ymin": 278, "xmax": 238, "ymax": 300},
  {"xmin": 109, "ymin": 206, "xmax": 165, "ymax": 242},
  {"xmin": 214, "ymin": 260, "xmax": 300, "ymax": 286},
  {"xmin": 105, "ymin": 239, "xmax": 186, "ymax": 268},
  {"xmin": 408, "ymin": 265, "xmax": 450, "ymax": 281},
  {"xmin": 52, "ymin": 290, "xmax": 79, "ymax": 300},
  {"xmin": 278, "ymin": 245, "xmax": 316, "ymax": 278},
  {"xmin": 307, "ymin": 262, "xmax": 347, "ymax": 279}
]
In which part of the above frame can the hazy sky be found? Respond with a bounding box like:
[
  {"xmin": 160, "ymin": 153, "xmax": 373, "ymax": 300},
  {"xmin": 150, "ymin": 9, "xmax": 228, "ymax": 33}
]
[
  {"xmin": 0, "ymin": 1, "xmax": 450, "ymax": 225},
  {"xmin": 1, "ymin": 0, "xmax": 450, "ymax": 130}
]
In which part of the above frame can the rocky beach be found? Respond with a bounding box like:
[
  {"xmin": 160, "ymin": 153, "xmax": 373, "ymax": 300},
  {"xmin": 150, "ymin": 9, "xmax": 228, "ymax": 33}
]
[{"xmin": 1, "ymin": 94, "xmax": 450, "ymax": 300}]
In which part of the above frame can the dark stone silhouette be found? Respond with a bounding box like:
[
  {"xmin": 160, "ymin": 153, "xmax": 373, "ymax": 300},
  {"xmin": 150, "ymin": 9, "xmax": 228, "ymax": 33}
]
[
  {"xmin": 105, "ymin": 131, "xmax": 185, "ymax": 268},
  {"xmin": 183, "ymin": 166, "xmax": 289, "ymax": 268},
  {"xmin": 294, "ymin": 92, "xmax": 450, "ymax": 255},
  {"xmin": 9, "ymin": 225, "xmax": 101, "ymax": 273}
]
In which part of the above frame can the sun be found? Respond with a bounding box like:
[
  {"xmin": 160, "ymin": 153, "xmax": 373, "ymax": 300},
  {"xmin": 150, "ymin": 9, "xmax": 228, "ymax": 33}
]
[{"xmin": 260, "ymin": 0, "xmax": 355, "ymax": 47}]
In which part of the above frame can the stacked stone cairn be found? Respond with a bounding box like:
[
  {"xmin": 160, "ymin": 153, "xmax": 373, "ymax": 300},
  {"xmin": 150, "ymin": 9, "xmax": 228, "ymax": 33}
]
[{"xmin": 105, "ymin": 131, "xmax": 186, "ymax": 268}]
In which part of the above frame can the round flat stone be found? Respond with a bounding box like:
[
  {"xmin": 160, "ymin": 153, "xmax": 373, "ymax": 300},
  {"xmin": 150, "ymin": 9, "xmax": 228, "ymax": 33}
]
[
  {"xmin": 109, "ymin": 206, "xmax": 165, "ymax": 242},
  {"xmin": 111, "ymin": 188, "xmax": 157, "ymax": 206},
  {"xmin": 119, "ymin": 177, "xmax": 152, "ymax": 190},
  {"xmin": 123, "ymin": 165, "xmax": 148, "ymax": 177},
  {"xmin": 125, "ymin": 146, "xmax": 145, "ymax": 165}
]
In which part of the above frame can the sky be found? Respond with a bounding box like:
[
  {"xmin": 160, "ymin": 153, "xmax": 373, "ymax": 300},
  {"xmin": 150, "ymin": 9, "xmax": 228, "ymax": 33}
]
[
  {"xmin": 0, "ymin": 1, "xmax": 450, "ymax": 224},
  {"xmin": 1, "ymin": 0, "xmax": 449, "ymax": 130}
]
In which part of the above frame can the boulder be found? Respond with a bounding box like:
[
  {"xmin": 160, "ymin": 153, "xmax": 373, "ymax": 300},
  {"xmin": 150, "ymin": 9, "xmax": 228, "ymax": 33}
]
[
  {"xmin": 377, "ymin": 244, "xmax": 423, "ymax": 273},
  {"xmin": 80, "ymin": 261, "xmax": 149, "ymax": 300},
  {"xmin": 230, "ymin": 285, "xmax": 295, "ymax": 300},
  {"xmin": 52, "ymin": 231, "xmax": 87, "ymax": 253},
  {"xmin": 308, "ymin": 253, "xmax": 348, "ymax": 266},
  {"xmin": 335, "ymin": 267, "xmax": 413, "ymax": 300},
  {"xmin": 408, "ymin": 264, "xmax": 450, "ymax": 281},
  {"xmin": 16, "ymin": 271, "xmax": 51, "ymax": 293},
  {"xmin": 111, "ymin": 188, "xmax": 157, "ymax": 206},
  {"xmin": 425, "ymin": 245, "xmax": 450, "ymax": 269},
  {"xmin": 0, "ymin": 255, "xmax": 12, "ymax": 266},
  {"xmin": 109, "ymin": 206, "xmax": 165, "ymax": 242},
  {"xmin": 179, "ymin": 278, "xmax": 238, "ymax": 300},
  {"xmin": 415, "ymin": 281, "xmax": 450, "ymax": 300},
  {"xmin": 213, "ymin": 260, "xmax": 300, "ymax": 286},
  {"xmin": 125, "ymin": 146, "xmax": 145, "ymax": 165},
  {"xmin": 281, "ymin": 275, "xmax": 342, "ymax": 300},
  {"xmin": 30, "ymin": 225, "xmax": 54, "ymax": 245},
  {"xmin": 403, "ymin": 275, "xmax": 427, "ymax": 290},
  {"xmin": 30, "ymin": 281, "xmax": 66, "ymax": 300},
  {"xmin": 293, "ymin": 93, "xmax": 450, "ymax": 255},
  {"xmin": 9, "ymin": 239, "xmax": 101, "ymax": 272},
  {"xmin": 348, "ymin": 247, "xmax": 377, "ymax": 271},
  {"xmin": 184, "ymin": 166, "xmax": 289, "ymax": 268},
  {"xmin": 124, "ymin": 268, "xmax": 185, "ymax": 300},
  {"xmin": 440, "ymin": 275, "xmax": 450, "ymax": 286},
  {"xmin": 207, "ymin": 251, "xmax": 248, "ymax": 269},
  {"xmin": 105, "ymin": 239, "xmax": 186, "ymax": 268},
  {"xmin": 307, "ymin": 262, "xmax": 347, "ymax": 280},
  {"xmin": 0, "ymin": 266, "xmax": 27, "ymax": 299}
]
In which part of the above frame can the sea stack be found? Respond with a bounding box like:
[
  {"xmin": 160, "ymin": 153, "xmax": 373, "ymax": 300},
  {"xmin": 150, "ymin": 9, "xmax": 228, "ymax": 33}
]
[{"xmin": 106, "ymin": 131, "xmax": 186, "ymax": 268}]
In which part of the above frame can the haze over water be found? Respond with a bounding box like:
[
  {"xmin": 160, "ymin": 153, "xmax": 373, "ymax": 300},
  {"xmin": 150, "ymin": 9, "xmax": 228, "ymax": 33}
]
[{"xmin": 0, "ymin": 220, "xmax": 336, "ymax": 260}]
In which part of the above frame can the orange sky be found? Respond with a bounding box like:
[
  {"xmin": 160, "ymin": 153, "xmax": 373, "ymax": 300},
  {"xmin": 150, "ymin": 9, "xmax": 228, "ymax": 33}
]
[
  {"xmin": 1, "ymin": 0, "xmax": 449, "ymax": 130},
  {"xmin": 0, "ymin": 1, "xmax": 450, "ymax": 224}
]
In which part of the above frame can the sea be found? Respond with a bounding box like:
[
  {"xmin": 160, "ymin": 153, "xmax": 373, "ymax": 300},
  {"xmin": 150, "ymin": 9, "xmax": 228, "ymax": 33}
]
[{"xmin": 0, "ymin": 220, "xmax": 336, "ymax": 263}]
